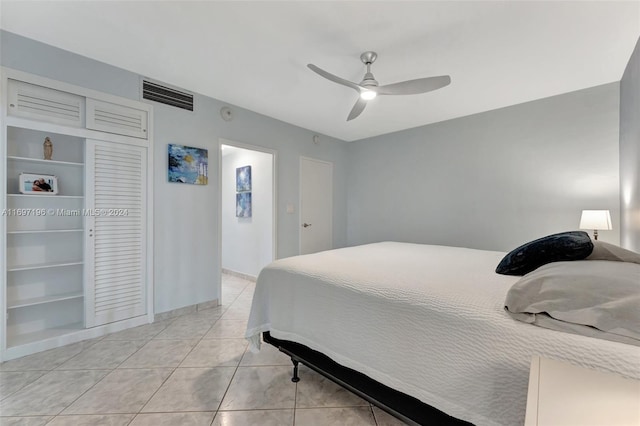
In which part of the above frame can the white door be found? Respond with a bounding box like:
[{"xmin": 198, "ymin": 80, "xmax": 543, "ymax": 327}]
[
  {"xmin": 300, "ymin": 157, "xmax": 333, "ymax": 255},
  {"xmin": 85, "ymin": 139, "xmax": 147, "ymax": 327}
]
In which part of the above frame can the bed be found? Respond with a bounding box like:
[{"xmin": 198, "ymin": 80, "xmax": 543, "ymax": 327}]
[{"xmin": 245, "ymin": 241, "xmax": 640, "ymax": 426}]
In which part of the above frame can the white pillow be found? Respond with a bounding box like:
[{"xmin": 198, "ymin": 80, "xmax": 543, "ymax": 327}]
[
  {"xmin": 505, "ymin": 260, "xmax": 640, "ymax": 346},
  {"xmin": 586, "ymin": 241, "xmax": 640, "ymax": 264}
]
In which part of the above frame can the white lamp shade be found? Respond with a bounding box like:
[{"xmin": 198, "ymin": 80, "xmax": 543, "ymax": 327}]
[{"xmin": 579, "ymin": 210, "xmax": 612, "ymax": 231}]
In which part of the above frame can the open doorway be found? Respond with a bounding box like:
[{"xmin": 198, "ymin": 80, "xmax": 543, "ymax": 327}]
[{"xmin": 219, "ymin": 139, "xmax": 276, "ymax": 307}]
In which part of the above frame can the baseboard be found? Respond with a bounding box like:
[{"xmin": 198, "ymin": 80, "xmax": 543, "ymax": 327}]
[
  {"xmin": 197, "ymin": 299, "xmax": 220, "ymax": 311},
  {"xmin": 154, "ymin": 298, "xmax": 220, "ymax": 322},
  {"xmin": 222, "ymin": 268, "xmax": 257, "ymax": 282},
  {"xmin": 1, "ymin": 315, "xmax": 150, "ymax": 362}
]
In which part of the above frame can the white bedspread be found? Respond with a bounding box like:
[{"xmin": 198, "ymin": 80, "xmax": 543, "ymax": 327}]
[{"xmin": 245, "ymin": 242, "xmax": 640, "ymax": 426}]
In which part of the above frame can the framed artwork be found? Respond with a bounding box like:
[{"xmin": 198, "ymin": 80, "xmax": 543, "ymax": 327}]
[
  {"xmin": 236, "ymin": 192, "xmax": 252, "ymax": 218},
  {"xmin": 19, "ymin": 173, "xmax": 58, "ymax": 195},
  {"xmin": 168, "ymin": 144, "xmax": 208, "ymax": 185},
  {"xmin": 236, "ymin": 165, "xmax": 251, "ymax": 192}
]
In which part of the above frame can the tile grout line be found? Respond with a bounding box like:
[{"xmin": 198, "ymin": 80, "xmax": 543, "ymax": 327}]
[
  {"xmin": 0, "ymin": 370, "xmax": 48, "ymax": 403},
  {"xmin": 115, "ymin": 312, "xmax": 219, "ymax": 423},
  {"xmin": 2, "ymin": 347, "xmax": 114, "ymax": 419},
  {"xmin": 3, "ymin": 276, "xmax": 255, "ymax": 425},
  {"xmin": 41, "ymin": 319, "xmax": 177, "ymax": 423},
  {"xmin": 133, "ymin": 306, "xmax": 224, "ymax": 422},
  {"xmin": 209, "ymin": 364, "xmax": 242, "ymax": 424},
  {"xmin": 132, "ymin": 364, "xmax": 180, "ymax": 420},
  {"xmin": 293, "ymin": 375, "xmax": 298, "ymax": 426},
  {"xmin": 208, "ymin": 314, "xmax": 253, "ymax": 425},
  {"xmin": 371, "ymin": 405, "xmax": 379, "ymax": 426},
  {"xmin": 129, "ymin": 282, "xmax": 246, "ymax": 424},
  {"xmin": 208, "ymin": 276, "xmax": 274, "ymax": 424}
]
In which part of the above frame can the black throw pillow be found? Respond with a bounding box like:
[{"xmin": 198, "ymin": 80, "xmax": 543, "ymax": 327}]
[{"xmin": 496, "ymin": 231, "xmax": 594, "ymax": 276}]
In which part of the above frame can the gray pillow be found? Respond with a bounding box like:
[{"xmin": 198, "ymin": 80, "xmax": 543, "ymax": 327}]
[
  {"xmin": 505, "ymin": 260, "xmax": 640, "ymax": 346},
  {"xmin": 586, "ymin": 241, "xmax": 640, "ymax": 264}
]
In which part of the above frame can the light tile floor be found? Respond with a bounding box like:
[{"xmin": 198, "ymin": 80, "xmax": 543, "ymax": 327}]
[{"xmin": 0, "ymin": 275, "xmax": 405, "ymax": 426}]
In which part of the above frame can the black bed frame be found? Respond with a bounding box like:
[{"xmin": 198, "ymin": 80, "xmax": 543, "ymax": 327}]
[{"xmin": 263, "ymin": 332, "xmax": 473, "ymax": 426}]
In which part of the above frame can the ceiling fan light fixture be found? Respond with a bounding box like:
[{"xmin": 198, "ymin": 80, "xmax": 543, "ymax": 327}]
[
  {"xmin": 360, "ymin": 90, "xmax": 377, "ymax": 100},
  {"xmin": 308, "ymin": 51, "xmax": 451, "ymax": 121}
]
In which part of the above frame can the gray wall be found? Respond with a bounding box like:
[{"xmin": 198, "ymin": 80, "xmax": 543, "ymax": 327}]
[
  {"xmin": 1, "ymin": 31, "xmax": 349, "ymax": 314},
  {"xmin": 347, "ymin": 83, "xmax": 621, "ymax": 251},
  {"xmin": 620, "ymin": 37, "xmax": 640, "ymax": 252}
]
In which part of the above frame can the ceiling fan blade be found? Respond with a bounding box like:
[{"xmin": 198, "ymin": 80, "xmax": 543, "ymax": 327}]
[
  {"xmin": 308, "ymin": 64, "xmax": 362, "ymax": 93},
  {"xmin": 375, "ymin": 75, "xmax": 451, "ymax": 95},
  {"xmin": 347, "ymin": 97, "xmax": 367, "ymax": 121}
]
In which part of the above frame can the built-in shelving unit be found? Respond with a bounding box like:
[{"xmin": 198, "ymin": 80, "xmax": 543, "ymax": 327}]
[
  {"xmin": 5, "ymin": 125, "xmax": 86, "ymax": 349},
  {"xmin": 2, "ymin": 67, "xmax": 154, "ymax": 362}
]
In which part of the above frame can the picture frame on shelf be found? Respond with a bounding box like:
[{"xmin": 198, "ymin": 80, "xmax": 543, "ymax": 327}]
[{"xmin": 19, "ymin": 172, "xmax": 59, "ymax": 195}]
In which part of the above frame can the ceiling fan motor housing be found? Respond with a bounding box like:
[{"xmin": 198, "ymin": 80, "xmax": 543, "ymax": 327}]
[
  {"xmin": 360, "ymin": 52, "xmax": 379, "ymax": 88},
  {"xmin": 360, "ymin": 51, "xmax": 378, "ymax": 64},
  {"xmin": 360, "ymin": 73, "xmax": 378, "ymax": 88}
]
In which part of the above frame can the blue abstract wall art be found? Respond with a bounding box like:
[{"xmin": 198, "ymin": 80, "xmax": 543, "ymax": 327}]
[
  {"xmin": 236, "ymin": 192, "xmax": 252, "ymax": 217},
  {"xmin": 168, "ymin": 144, "xmax": 208, "ymax": 185},
  {"xmin": 236, "ymin": 165, "xmax": 251, "ymax": 192}
]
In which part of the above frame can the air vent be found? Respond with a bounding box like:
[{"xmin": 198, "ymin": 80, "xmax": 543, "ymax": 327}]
[
  {"xmin": 8, "ymin": 79, "xmax": 84, "ymax": 127},
  {"xmin": 142, "ymin": 80, "xmax": 193, "ymax": 111},
  {"xmin": 87, "ymin": 99, "xmax": 148, "ymax": 139}
]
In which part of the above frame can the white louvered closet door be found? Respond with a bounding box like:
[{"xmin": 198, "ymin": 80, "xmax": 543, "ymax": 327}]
[{"xmin": 85, "ymin": 139, "xmax": 147, "ymax": 327}]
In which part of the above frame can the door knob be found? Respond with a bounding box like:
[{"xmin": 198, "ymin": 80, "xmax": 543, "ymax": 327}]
[{"xmin": 302, "ymin": 223, "xmax": 312, "ymax": 228}]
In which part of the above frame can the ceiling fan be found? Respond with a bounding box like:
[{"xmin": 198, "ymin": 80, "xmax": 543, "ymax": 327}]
[{"xmin": 308, "ymin": 51, "xmax": 451, "ymax": 121}]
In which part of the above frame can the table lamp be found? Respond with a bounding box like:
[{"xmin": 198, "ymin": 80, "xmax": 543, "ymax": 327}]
[{"xmin": 579, "ymin": 210, "xmax": 612, "ymax": 240}]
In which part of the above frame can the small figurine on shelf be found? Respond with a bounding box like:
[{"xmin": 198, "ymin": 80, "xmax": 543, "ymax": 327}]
[{"xmin": 43, "ymin": 137, "xmax": 53, "ymax": 160}]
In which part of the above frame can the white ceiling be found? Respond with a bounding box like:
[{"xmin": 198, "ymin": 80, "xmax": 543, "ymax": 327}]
[{"xmin": 1, "ymin": 1, "xmax": 639, "ymax": 141}]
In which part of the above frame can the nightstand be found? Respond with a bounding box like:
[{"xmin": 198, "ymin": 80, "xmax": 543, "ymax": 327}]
[{"xmin": 524, "ymin": 355, "xmax": 640, "ymax": 426}]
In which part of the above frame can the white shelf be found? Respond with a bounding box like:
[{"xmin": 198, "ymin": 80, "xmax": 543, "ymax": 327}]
[
  {"xmin": 8, "ymin": 322, "xmax": 84, "ymax": 348},
  {"xmin": 8, "ymin": 228, "xmax": 84, "ymax": 235},
  {"xmin": 7, "ymin": 156, "xmax": 84, "ymax": 167},
  {"xmin": 7, "ymin": 194, "xmax": 84, "ymax": 199},
  {"xmin": 8, "ymin": 292, "xmax": 84, "ymax": 309},
  {"xmin": 8, "ymin": 260, "xmax": 84, "ymax": 272}
]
